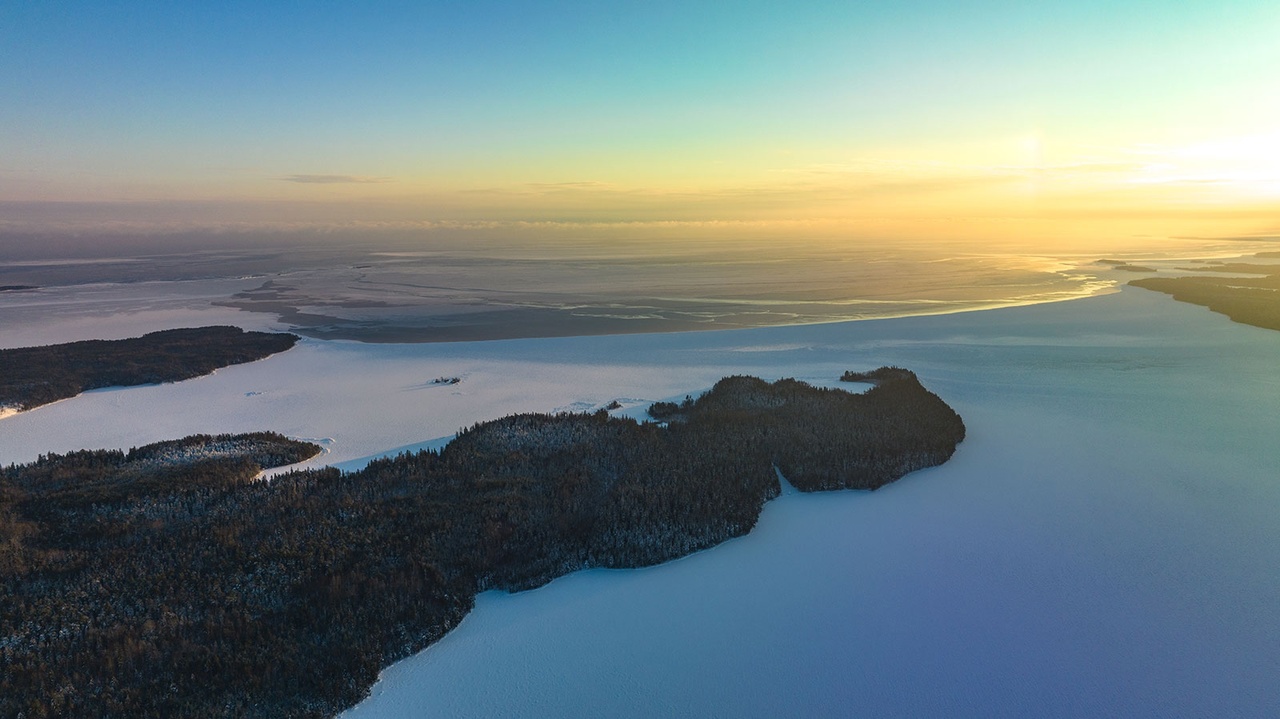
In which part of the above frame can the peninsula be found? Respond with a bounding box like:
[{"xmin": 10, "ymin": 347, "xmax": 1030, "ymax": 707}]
[
  {"xmin": 1, "ymin": 369, "xmax": 963, "ymax": 718},
  {"xmin": 0, "ymin": 326, "xmax": 299, "ymax": 414},
  {"xmin": 1130, "ymin": 262, "xmax": 1280, "ymax": 332}
]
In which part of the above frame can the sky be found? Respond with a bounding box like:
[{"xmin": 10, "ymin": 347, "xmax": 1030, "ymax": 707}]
[{"xmin": 2, "ymin": 1, "xmax": 1279, "ymax": 248}]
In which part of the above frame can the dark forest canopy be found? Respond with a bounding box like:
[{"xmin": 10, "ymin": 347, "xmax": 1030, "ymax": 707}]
[
  {"xmin": 1130, "ymin": 273, "xmax": 1280, "ymax": 332},
  {"xmin": 840, "ymin": 366, "xmax": 917, "ymax": 384},
  {"xmin": 1, "ymin": 369, "xmax": 964, "ymax": 718},
  {"xmin": 0, "ymin": 326, "xmax": 298, "ymax": 412}
]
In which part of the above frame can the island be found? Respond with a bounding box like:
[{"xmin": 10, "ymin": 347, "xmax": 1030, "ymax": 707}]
[
  {"xmin": 0, "ymin": 326, "xmax": 299, "ymax": 414},
  {"xmin": 1130, "ymin": 272, "xmax": 1280, "ymax": 332},
  {"xmin": 1, "ymin": 369, "xmax": 964, "ymax": 718},
  {"xmin": 1096, "ymin": 259, "xmax": 1156, "ymax": 272}
]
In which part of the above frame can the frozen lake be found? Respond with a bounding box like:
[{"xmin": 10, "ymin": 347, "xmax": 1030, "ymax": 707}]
[
  {"xmin": 342, "ymin": 287, "xmax": 1280, "ymax": 718},
  {"xmin": 3, "ymin": 284, "xmax": 1279, "ymax": 717}
]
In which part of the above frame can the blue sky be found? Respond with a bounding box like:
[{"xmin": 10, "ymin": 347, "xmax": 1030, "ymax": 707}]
[{"xmin": 2, "ymin": 1, "xmax": 1278, "ymax": 243}]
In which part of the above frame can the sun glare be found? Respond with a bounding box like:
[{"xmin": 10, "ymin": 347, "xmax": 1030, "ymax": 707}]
[{"xmin": 1127, "ymin": 131, "xmax": 1280, "ymax": 197}]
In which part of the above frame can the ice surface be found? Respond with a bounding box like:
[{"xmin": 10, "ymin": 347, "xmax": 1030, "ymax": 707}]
[
  {"xmin": 3, "ymin": 285, "xmax": 1280, "ymax": 717},
  {"xmin": 341, "ymin": 288, "xmax": 1280, "ymax": 718},
  {"xmin": 0, "ymin": 242, "xmax": 1116, "ymax": 344}
]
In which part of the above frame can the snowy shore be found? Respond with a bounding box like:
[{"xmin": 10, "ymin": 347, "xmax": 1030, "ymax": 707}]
[{"xmin": 3, "ymin": 285, "xmax": 1280, "ymax": 717}]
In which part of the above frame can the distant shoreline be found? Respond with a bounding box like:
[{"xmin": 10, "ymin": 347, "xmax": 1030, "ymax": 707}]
[
  {"xmin": 273, "ymin": 288, "xmax": 1118, "ymax": 344},
  {"xmin": 2, "ymin": 244, "xmax": 1119, "ymax": 346}
]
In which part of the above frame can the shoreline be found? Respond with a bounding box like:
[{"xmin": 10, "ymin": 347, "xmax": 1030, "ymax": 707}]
[
  {"xmin": 1, "ymin": 251, "xmax": 1124, "ymax": 348},
  {"xmin": 7, "ymin": 243, "xmax": 1274, "ymax": 351},
  {"xmin": 274, "ymin": 284, "xmax": 1122, "ymax": 346},
  {"xmin": 0, "ymin": 283, "xmax": 1114, "ymax": 350}
]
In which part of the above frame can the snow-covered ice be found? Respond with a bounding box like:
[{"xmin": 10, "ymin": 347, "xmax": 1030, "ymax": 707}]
[
  {"xmin": 343, "ymin": 288, "xmax": 1280, "ymax": 718},
  {"xmin": 3, "ymin": 285, "xmax": 1280, "ymax": 717}
]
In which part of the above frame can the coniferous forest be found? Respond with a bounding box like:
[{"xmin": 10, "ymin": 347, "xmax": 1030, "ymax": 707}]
[
  {"xmin": 1130, "ymin": 272, "xmax": 1280, "ymax": 332},
  {"xmin": 0, "ymin": 327, "xmax": 299, "ymax": 412},
  {"xmin": 1, "ymin": 369, "xmax": 964, "ymax": 718}
]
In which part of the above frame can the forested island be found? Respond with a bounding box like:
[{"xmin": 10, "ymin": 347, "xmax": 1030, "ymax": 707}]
[
  {"xmin": 1, "ymin": 369, "xmax": 964, "ymax": 718},
  {"xmin": 0, "ymin": 327, "xmax": 299, "ymax": 413},
  {"xmin": 1095, "ymin": 259, "xmax": 1155, "ymax": 273},
  {"xmin": 1131, "ymin": 271, "xmax": 1280, "ymax": 332}
]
